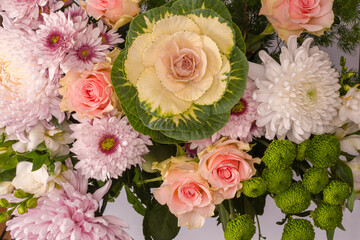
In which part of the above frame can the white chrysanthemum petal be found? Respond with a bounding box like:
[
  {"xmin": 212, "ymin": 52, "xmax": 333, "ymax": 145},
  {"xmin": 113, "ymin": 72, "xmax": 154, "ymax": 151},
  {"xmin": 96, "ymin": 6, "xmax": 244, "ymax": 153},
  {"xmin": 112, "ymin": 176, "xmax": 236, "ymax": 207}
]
[{"xmin": 253, "ymin": 36, "xmax": 341, "ymax": 143}]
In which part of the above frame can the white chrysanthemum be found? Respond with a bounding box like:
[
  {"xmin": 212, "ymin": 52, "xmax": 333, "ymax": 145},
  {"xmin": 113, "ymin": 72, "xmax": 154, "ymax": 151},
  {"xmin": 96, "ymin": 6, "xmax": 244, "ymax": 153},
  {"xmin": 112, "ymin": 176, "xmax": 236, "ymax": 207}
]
[
  {"xmin": 0, "ymin": 18, "xmax": 64, "ymax": 141},
  {"xmin": 251, "ymin": 36, "xmax": 341, "ymax": 143},
  {"xmin": 69, "ymin": 115, "xmax": 152, "ymax": 181}
]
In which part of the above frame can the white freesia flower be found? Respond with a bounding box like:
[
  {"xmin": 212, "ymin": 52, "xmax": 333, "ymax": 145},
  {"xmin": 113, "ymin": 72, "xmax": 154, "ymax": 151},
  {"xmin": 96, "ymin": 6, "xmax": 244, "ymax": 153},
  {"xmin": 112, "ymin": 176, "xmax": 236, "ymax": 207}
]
[
  {"xmin": 346, "ymin": 155, "xmax": 360, "ymax": 199},
  {"xmin": 0, "ymin": 181, "xmax": 14, "ymax": 194},
  {"xmin": 335, "ymin": 123, "xmax": 360, "ymax": 156},
  {"xmin": 339, "ymin": 87, "xmax": 360, "ymax": 125},
  {"xmin": 11, "ymin": 162, "xmax": 61, "ymax": 198},
  {"xmin": 250, "ymin": 36, "xmax": 341, "ymax": 143},
  {"xmin": 11, "ymin": 122, "xmax": 73, "ymax": 157}
]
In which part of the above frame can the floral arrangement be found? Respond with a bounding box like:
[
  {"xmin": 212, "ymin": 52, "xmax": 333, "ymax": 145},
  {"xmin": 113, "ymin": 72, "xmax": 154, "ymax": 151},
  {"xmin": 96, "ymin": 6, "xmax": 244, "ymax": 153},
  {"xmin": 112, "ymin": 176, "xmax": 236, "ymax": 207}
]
[{"xmin": 0, "ymin": 0, "xmax": 359, "ymax": 239}]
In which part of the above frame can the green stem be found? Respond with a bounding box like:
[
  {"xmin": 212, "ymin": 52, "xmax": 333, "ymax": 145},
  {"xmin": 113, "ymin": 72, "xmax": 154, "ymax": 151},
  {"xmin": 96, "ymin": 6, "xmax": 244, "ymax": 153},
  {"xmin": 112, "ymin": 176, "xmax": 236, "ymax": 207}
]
[
  {"xmin": 228, "ymin": 199, "xmax": 237, "ymax": 220},
  {"xmin": 136, "ymin": 176, "xmax": 163, "ymax": 185},
  {"xmin": 255, "ymin": 214, "xmax": 262, "ymax": 240},
  {"xmin": 257, "ymin": 139, "xmax": 270, "ymax": 147}
]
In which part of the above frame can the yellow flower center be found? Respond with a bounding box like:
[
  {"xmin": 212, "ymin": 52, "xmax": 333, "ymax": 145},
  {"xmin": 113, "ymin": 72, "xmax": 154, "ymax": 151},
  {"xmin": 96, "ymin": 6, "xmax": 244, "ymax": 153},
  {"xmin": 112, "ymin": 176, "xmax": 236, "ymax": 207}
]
[
  {"xmin": 81, "ymin": 49, "xmax": 91, "ymax": 58},
  {"xmin": 231, "ymin": 100, "xmax": 245, "ymax": 114},
  {"xmin": 50, "ymin": 35, "xmax": 60, "ymax": 46},
  {"xmin": 306, "ymin": 88, "xmax": 317, "ymax": 101},
  {"xmin": 101, "ymin": 137, "xmax": 116, "ymax": 151}
]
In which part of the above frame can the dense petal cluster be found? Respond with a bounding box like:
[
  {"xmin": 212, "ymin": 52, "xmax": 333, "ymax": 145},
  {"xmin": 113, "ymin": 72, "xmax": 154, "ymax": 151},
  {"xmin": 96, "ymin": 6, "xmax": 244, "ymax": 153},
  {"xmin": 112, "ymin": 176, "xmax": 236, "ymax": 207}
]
[
  {"xmin": 6, "ymin": 170, "xmax": 131, "ymax": 240},
  {"xmin": 0, "ymin": 18, "xmax": 64, "ymax": 140},
  {"xmin": 281, "ymin": 219, "xmax": 315, "ymax": 240},
  {"xmin": 70, "ymin": 115, "xmax": 152, "ymax": 181},
  {"xmin": 252, "ymin": 36, "xmax": 341, "ymax": 143},
  {"xmin": 224, "ymin": 214, "xmax": 256, "ymax": 240}
]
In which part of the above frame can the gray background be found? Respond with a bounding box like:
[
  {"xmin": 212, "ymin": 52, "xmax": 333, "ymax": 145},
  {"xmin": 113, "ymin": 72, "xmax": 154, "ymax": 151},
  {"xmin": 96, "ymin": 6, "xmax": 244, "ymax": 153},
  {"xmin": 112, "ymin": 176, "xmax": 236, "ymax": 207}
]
[{"xmin": 105, "ymin": 45, "xmax": 360, "ymax": 240}]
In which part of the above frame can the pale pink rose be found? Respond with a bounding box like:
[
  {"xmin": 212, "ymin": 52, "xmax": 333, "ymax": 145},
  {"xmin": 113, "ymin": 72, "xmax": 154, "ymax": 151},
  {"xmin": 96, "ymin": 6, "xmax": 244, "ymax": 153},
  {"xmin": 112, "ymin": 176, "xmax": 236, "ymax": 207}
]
[
  {"xmin": 83, "ymin": 0, "xmax": 140, "ymax": 29},
  {"xmin": 260, "ymin": 0, "xmax": 334, "ymax": 40},
  {"xmin": 154, "ymin": 160, "xmax": 215, "ymax": 229},
  {"xmin": 198, "ymin": 138, "xmax": 261, "ymax": 204},
  {"xmin": 59, "ymin": 59, "xmax": 120, "ymax": 119}
]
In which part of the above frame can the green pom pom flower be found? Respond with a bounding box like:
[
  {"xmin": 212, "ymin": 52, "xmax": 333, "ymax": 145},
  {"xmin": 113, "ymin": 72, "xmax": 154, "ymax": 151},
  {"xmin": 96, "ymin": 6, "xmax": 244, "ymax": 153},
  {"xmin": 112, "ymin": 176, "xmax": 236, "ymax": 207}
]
[
  {"xmin": 323, "ymin": 180, "xmax": 350, "ymax": 205},
  {"xmin": 296, "ymin": 139, "xmax": 310, "ymax": 161},
  {"xmin": 224, "ymin": 214, "xmax": 256, "ymax": 240},
  {"xmin": 262, "ymin": 140, "xmax": 296, "ymax": 169},
  {"xmin": 111, "ymin": 0, "xmax": 248, "ymax": 143},
  {"xmin": 305, "ymin": 134, "xmax": 340, "ymax": 168},
  {"xmin": 303, "ymin": 168, "xmax": 329, "ymax": 194},
  {"xmin": 275, "ymin": 182, "xmax": 311, "ymax": 214},
  {"xmin": 242, "ymin": 177, "xmax": 267, "ymax": 198},
  {"xmin": 262, "ymin": 167, "xmax": 293, "ymax": 194},
  {"xmin": 281, "ymin": 218, "xmax": 315, "ymax": 240},
  {"xmin": 311, "ymin": 202, "xmax": 343, "ymax": 230}
]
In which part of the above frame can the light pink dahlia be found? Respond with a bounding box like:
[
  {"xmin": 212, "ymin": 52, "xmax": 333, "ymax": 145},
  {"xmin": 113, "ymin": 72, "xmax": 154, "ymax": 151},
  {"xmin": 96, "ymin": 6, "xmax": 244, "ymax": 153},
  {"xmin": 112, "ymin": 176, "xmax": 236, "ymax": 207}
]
[
  {"xmin": 70, "ymin": 115, "xmax": 152, "ymax": 181},
  {"xmin": 0, "ymin": 16, "xmax": 64, "ymax": 141},
  {"xmin": 6, "ymin": 170, "xmax": 132, "ymax": 240},
  {"xmin": 34, "ymin": 11, "xmax": 78, "ymax": 79},
  {"xmin": 62, "ymin": 26, "xmax": 109, "ymax": 73}
]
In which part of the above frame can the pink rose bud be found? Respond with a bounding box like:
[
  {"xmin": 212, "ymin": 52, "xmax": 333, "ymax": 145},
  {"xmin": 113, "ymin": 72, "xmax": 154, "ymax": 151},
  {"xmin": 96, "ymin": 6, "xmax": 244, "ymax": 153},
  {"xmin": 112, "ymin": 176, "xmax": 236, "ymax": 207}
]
[
  {"xmin": 260, "ymin": 0, "xmax": 334, "ymax": 41},
  {"xmin": 154, "ymin": 160, "xmax": 215, "ymax": 229},
  {"xmin": 83, "ymin": 0, "xmax": 141, "ymax": 29},
  {"xmin": 198, "ymin": 138, "xmax": 261, "ymax": 204}
]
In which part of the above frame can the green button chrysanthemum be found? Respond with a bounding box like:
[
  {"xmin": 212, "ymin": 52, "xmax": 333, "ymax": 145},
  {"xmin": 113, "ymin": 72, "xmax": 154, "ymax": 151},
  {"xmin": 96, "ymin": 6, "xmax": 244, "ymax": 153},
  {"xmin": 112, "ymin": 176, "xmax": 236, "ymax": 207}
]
[{"xmin": 111, "ymin": 0, "xmax": 248, "ymax": 143}]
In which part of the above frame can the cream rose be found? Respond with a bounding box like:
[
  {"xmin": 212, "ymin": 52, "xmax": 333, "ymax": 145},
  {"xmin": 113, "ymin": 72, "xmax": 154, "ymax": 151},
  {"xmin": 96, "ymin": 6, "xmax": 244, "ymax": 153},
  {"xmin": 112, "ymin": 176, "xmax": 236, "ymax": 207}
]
[
  {"xmin": 260, "ymin": 0, "xmax": 334, "ymax": 40},
  {"xmin": 11, "ymin": 162, "xmax": 61, "ymax": 198},
  {"xmin": 153, "ymin": 160, "xmax": 215, "ymax": 229},
  {"xmin": 198, "ymin": 138, "xmax": 261, "ymax": 204},
  {"xmin": 82, "ymin": 0, "xmax": 140, "ymax": 29}
]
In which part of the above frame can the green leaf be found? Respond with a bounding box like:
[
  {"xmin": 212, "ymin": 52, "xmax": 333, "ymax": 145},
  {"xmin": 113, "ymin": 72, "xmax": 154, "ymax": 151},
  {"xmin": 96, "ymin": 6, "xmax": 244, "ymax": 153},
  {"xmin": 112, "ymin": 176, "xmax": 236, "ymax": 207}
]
[
  {"xmin": 210, "ymin": 47, "xmax": 248, "ymax": 115},
  {"xmin": 218, "ymin": 203, "xmax": 230, "ymax": 231},
  {"xmin": 233, "ymin": 23, "xmax": 246, "ymax": 54},
  {"xmin": 0, "ymin": 140, "xmax": 17, "ymax": 147},
  {"xmin": 326, "ymin": 229, "xmax": 335, "ymax": 240},
  {"xmin": 31, "ymin": 153, "xmax": 50, "ymax": 171},
  {"xmin": 161, "ymin": 111, "xmax": 230, "ymax": 141},
  {"xmin": 338, "ymin": 223, "xmax": 346, "ymax": 231},
  {"xmin": 176, "ymin": 144, "xmax": 186, "ymax": 157},
  {"xmin": 346, "ymin": 189, "xmax": 355, "ymax": 212},
  {"xmin": 144, "ymin": 202, "xmax": 180, "ymax": 240},
  {"xmin": 0, "ymin": 168, "xmax": 16, "ymax": 181},
  {"xmin": 0, "ymin": 133, "xmax": 5, "ymax": 143},
  {"xmin": 142, "ymin": 143, "xmax": 177, "ymax": 173},
  {"xmin": 171, "ymin": 0, "xmax": 232, "ymax": 22},
  {"xmin": 125, "ymin": 186, "xmax": 146, "ymax": 216},
  {"xmin": 0, "ymin": 154, "xmax": 18, "ymax": 170},
  {"xmin": 335, "ymin": 159, "xmax": 354, "ymax": 188}
]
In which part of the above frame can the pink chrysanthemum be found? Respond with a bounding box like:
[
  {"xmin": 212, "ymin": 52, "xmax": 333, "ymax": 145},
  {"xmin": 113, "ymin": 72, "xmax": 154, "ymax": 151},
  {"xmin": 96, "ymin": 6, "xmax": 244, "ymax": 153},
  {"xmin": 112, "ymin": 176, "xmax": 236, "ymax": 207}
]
[
  {"xmin": 97, "ymin": 20, "xmax": 124, "ymax": 48},
  {"xmin": 70, "ymin": 115, "xmax": 152, "ymax": 181},
  {"xmin": 217, "ymin": 80, "xmax": 260, "ymax": 142},
  {"xmin": 6, "ymin": 170, "xmax": 132, "ymax": 240},
  {"xmin": 64, "ymin": 4, "xmax": 88, "ymax": 32},
  {"xmin": 34, "ymin": 11, "xmax": 78, "ymax": 79},
  {"xmin": 62, "ymin": 26, "xmax": 109, "ymax": 73},
  {"xmin": 189, "ymin": 134, "xmax": 221, "ymax": 153},
  {"xmin": 0, "ymin": 0, "xmax": 48, "ymax": 25},
  {"xmin": 0, "ymin": 16, "xmax": 64, "ymax": 141}
]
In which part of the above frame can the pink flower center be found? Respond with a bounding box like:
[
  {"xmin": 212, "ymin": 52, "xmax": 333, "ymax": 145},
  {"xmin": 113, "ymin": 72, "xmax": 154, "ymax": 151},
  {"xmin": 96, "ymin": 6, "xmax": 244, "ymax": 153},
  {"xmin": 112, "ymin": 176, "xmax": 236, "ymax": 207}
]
[
  {"xmin": 171, "ymin": 48, "xmax": 200, "ymax": 81},
  {"xmin": 99, "ymin": 135, "xmax": 118, "ymax": 154},
  {"xmin": 46, "ymin": 32, "xmax": 63, "ymax": 48}
]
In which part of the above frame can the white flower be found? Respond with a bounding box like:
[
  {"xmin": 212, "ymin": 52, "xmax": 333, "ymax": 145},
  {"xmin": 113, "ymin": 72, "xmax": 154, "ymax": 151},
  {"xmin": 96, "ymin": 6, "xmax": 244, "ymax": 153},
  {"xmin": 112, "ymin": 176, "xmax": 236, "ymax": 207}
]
[
  {"xmin": 346, "ymin": 155, "xmax": 360, "ymax": 199},
  {"xmin": 10, "ymin": 122, "xmax": 73, "ymax": 157},
  {"xmin": 335, "ymin": 123, "xmax": 360, "ymax": 156},
  {"xmin": 339, "ymin": 87, "xmax": 360, "ymax": 125},
  {"xmin": 0, "ymin": 181, "xmax": 14, "ymax": 195},
  {"xmin": 251, "ymin": 36, "xmax": 341, "ymax": 143},
  {"xmin": 11, "ymin": 162, "xmax": 61, "ymax": 198}
]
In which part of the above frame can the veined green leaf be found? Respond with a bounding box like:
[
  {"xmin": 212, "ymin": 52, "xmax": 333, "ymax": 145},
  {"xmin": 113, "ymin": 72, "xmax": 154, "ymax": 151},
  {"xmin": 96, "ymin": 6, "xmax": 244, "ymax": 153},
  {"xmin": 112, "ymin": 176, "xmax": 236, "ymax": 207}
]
[
  {"xmin": 210, "ymin": 47, "xmax": 248, "ymax": 115},
  {"xmin": 171, "ymin": 0, "xmax": 232, "ymax": 22}
]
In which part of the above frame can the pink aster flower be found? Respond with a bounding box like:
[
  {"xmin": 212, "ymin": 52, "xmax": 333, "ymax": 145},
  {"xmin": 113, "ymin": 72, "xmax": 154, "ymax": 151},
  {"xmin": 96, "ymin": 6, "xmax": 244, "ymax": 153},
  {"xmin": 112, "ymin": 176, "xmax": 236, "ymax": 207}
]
[
  {"xmin": 97, "ymin": 20, "xmax": 124, "ymax": 48},
  {"xmin": 218, "ymin": 79, "xmax": 260, "ymax": 142},
  {"xmin": 62, "ymin": 26, "xmax": 109, "ymax": 73},
  {"xmin": 69, "ymin": 115, "xmax": 152, "ymax": 181},
  {"xmin": 34, "ymin": 11, "xmax": 78, "ymax": 79},
  {"xmin": 6, "ymin": 170, "xmax": 132, "ymax": 240}
]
